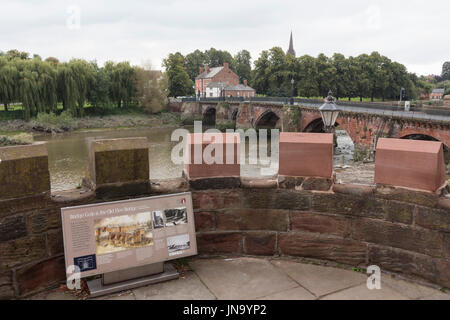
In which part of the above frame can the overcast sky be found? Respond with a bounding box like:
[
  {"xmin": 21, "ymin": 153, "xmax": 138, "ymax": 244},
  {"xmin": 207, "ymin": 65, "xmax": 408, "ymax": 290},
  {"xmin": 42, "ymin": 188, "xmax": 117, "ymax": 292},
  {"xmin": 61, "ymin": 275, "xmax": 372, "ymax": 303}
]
[{"xmin": 1, "ymin": 0, "xmax": 448, "ymax": 75}]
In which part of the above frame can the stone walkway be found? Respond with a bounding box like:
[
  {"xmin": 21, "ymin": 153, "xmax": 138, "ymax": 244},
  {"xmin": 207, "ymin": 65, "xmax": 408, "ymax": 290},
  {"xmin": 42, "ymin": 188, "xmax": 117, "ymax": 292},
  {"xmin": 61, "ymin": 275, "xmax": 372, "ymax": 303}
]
[{"xmin": 31, "ymin": 257, "xmax": 450, "ymax": 300}]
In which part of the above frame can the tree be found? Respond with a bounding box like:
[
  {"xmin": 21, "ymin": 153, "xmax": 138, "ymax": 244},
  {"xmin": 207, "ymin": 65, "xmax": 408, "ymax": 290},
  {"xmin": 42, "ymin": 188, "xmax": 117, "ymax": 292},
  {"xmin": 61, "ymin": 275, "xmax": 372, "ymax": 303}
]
[
  {"xmin": 134, "ymin": 63, "xmax": 168, "ymax": 113},
  {"xmin": 45, "ymin": 57, "xmax": 60, "ymax": 67},
  {"xmin": 69, "ymin": 59, "xmax": 95, "ymax": 116},
  {"xmin": 5, "ymin": 49, "xmax": 29, "ymax": 60},
  {"xmin": 205, "ymin": 48, "xmax": 235, "ymax": 70},
  {"xmin": 331, "ymin": 53, "xmax": 350, "ymax": 99},
  {"xmin": 316, "ymin": 53, "xmax": 335, "ymax": 97},
  {"xmin": 0, "ymin": 56, "xmax": 18, "ymax": 111},
  {"xmin": 89, "ymin": 62, "xmax": 111, "ymax": 108},
  {"xmin": 184, "ymin": 50, "xmax": 207, "ymax": 81},
  {"xmin": 442, "ymin": 62, "xmax": 450, "ymax": 81},
  {"xmin": 266, "ymin": 47, "xmax": 289, "ymax": 96},
  {"xmin": 56, "ymin": 62, "xmax": 79, "ymax": 115},
  {"xmin": 353, "ymin": 54, "xmax": 371, "ymax": 101},
  {"xmin": 104, "ymin": 61, "xmax": 136, "ymax": 108},
  {"xmin": 297, "ymin": 55, "xmax": 319, "ymax": 97},
  {"xmin": 252, "ymin": 50, "xmax": 270, "ymax": 94},
  {"xmin": 162, "ymin": 53, "xmax": 193, "ymax": 97},
  {"xmin": 234, "ymin": 50, "xmax": 252, "ymax": 84}
]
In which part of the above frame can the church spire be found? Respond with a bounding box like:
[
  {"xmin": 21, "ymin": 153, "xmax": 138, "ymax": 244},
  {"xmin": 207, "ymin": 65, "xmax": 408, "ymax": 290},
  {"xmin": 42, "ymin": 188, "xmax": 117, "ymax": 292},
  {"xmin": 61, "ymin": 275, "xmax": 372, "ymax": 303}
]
[{"xmin": 287, "ymin": 31, "xmax": 296, "ymax": 57}]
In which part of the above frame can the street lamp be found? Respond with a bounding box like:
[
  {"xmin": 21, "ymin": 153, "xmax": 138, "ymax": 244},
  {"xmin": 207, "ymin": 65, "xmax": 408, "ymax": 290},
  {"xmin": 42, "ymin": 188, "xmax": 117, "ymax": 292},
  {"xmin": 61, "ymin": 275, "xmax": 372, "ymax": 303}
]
[
  {"xmin": 319, "ymin": 90, "xmax": 340, "ymax": 133},
  {"xmin": 290, "ymin": 78, "xmax": 295, "ymax": 105}
]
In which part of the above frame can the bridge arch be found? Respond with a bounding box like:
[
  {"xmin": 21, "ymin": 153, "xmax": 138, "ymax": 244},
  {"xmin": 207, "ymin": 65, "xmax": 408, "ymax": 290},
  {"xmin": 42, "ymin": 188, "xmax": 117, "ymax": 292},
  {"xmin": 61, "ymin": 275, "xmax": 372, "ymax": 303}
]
[
  {"xmin": 303, "ymin": 118, "xmax": 326, "ymax": 133},
  {"xmin": 254, "ymin": 110, "xmax": 281, "ymax": 129},
  {"xmin": 400, "ymin": 133, "xmax": 450, "ymax": 163},
  {"xmin": 203, "ymin": 107, "xmax": 216, "ymax": 126}
]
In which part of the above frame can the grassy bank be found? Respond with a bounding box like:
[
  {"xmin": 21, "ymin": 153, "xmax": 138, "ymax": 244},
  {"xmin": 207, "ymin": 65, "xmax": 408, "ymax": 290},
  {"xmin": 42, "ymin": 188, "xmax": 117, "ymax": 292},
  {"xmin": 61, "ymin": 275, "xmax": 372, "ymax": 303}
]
[{"xmin": 0, "ymin": 107, "xmax": 182, "ymax": 135}]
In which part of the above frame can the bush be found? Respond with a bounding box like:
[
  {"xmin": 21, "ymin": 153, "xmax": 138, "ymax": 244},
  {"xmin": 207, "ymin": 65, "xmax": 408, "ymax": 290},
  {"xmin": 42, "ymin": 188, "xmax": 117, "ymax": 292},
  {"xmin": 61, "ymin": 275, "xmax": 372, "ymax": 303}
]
[
  {"xmin": 32, "ymin": 111, "xmax": 75, "ymax": 132},
  {"xmin": 0, "ymin": 133, "xmax": 33, "ymax": 146},
  {"xmin": 353, "ymin": 146, "xmax": 369, "ymax": 162},
  {"xmin": 181, "ymin": 115, "xmax": 203, "ymax": 125}
]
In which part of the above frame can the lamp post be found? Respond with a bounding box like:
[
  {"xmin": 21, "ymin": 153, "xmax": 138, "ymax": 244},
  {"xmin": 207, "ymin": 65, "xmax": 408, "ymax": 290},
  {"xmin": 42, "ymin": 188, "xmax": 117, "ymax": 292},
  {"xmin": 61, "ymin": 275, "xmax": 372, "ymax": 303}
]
[
  {"xmin": 319, "ymin": 90, "xmax": 340, "ymax": 133},
  {"xmin": 290, "ymin": 78, "xmax": 295, "ymax": 105}
]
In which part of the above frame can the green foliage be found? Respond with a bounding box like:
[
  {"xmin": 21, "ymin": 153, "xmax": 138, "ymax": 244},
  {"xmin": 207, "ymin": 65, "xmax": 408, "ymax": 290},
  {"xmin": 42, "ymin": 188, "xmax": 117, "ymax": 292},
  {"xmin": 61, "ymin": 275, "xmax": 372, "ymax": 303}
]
[
  {"xmin": 0, "ymin": 49, "xmax": 167, "ymax": 121},
  {"xmin": 181, "ymin": 115, "xmax": 203, "ymax": 125},
  {"xmin": 250, "ymin": 49, "xmax": 417, "ymax": 100},
  {"xmin": 34, "ymin": 111, "xmax": 75, "ymax": 131},
  {"xmin": 0, "ymin": 134, "xmax": 32, "ymax": 146},
  {"xmin": 352, "ymin": 267, "xmax": 366, "ymax": 273},
  {"xmin": 134, "ymin": 66, "xmax": 168, "ymax": 114},
  {"xmin": 215, "ymin": 121, "xmax": 235, "ymax": 132},
  {"xmin": 234, "ymin": 50, "xmax": 252, "ymax": 83},
  {"xmin": 353, "ymin": 146, "xmax": 369, "ymax": 162},
  {"xmin": 442, "ymin": 62, "xmax": 450, "ymax": 81},
  {"xmin": 163, "ymin": 53, "xmax": 193, "ymax": 97}
]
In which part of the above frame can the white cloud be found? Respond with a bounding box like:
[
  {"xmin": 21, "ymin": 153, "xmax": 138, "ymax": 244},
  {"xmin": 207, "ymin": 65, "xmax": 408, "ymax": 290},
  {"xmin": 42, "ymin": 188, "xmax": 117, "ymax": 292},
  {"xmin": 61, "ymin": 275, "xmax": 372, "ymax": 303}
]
[{"xmin": 0, "ymin": 0, "xmax": 448, "ymax": 75}]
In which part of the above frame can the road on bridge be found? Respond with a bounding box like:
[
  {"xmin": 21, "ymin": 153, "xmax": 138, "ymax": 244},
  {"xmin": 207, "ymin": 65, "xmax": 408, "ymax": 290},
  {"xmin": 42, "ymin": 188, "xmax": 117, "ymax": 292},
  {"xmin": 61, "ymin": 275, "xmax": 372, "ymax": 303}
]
[{"xmin": 298, "ymin": 102, "xmax": 450, "ymax": 123}]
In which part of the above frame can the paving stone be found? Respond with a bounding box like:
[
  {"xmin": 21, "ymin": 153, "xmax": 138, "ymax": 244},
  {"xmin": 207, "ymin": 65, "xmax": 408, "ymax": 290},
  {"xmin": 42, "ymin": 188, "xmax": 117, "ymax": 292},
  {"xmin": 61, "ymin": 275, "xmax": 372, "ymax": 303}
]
[
  {"xmin": 132, "ymin": 271, "xmax": 215, "ymax": 300},
  {"xmin": 29, "ymin": 291, "xmax": 77, "ymax": 300},
  {"xmin": 419, "ymin": 291, "xmax": 450, "ymax": 300},
  {"xmin": 270, "ymin": 259, "xmax": 366, "ymax": 297},
  {"xmin": 320, "ymin": 283, "xmax": 409, "ymax": 300},
  {"xmin": 190, "ymin": 257, "xmax": 298, "ymax": 300},
  {"xmin": 95, "ymin": 291, "xmax": 136, "ymax": 300},
  {"xmin": 257, "ymin": 286, "xmax": 315, "ymax": 300},
  {"xmin": 382, "ymin": 275, "xmax": 444, "ymax": 299}
]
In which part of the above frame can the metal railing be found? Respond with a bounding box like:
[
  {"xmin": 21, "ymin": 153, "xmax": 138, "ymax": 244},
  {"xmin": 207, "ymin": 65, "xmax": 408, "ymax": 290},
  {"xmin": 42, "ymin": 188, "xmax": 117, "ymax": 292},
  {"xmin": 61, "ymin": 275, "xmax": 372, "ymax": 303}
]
[{"xmin": 179, "ymin": 96, "xmax": 450, "ymax": 121}]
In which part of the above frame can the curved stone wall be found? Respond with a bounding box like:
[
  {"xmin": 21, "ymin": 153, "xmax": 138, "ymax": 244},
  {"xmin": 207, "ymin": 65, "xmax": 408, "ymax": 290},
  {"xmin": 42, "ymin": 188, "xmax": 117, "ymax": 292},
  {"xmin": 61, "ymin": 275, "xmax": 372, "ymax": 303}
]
[
  {"xmin": 0, "ymin": 139, "xmax": 449, "ymax": 299},
  {"xmin": 191, "ymin": 178, "xmax": 449, "ymax": 289}
]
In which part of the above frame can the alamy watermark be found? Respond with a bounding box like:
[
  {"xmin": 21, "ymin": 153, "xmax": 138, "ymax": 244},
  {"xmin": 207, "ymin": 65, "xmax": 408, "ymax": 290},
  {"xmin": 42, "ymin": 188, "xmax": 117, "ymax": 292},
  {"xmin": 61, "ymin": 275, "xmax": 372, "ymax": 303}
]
[
  {"xmin": 66, "ymin": 5, "xmax": 81, "ymax": 30},
  {"xmin": 366, "ymin": 265, "xmax": 381, "ymax": 290},
  {"xmin": 171, "ymin": 121, "xmax": 278, "ymax": 175},
  {"xmin": 66, "ymin": 265, "xmax": 81, "ymax": 290}
]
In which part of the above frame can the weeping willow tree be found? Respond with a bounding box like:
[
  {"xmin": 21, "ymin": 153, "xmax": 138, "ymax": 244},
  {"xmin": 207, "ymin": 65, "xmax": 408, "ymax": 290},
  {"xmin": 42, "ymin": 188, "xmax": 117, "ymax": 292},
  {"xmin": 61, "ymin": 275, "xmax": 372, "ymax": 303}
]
[
  {"xmin": 0, "ymin": 56, "xmax": 18, "ymax": 111},
  {"xmin": 1, "ymin": 49, "xmax": 140, "ymax": 120},
  {"xmin": 56, "ymin": 62, "xmax": 78, "ymax": 116},
  {"xmin": 104, "ymin": 61, "xmax": 136, "ymax": 108},
  {"xmin": 70, "ymin": 59, "xmax": 95, "ymax": 116}
]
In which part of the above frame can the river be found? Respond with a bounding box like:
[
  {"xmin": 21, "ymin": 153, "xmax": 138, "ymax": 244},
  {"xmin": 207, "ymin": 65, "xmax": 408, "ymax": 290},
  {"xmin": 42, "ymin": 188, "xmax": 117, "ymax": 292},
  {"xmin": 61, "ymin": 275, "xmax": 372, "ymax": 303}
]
[{"xmin": 34, "ymin": 127, "xmax": 355, "ymax": 191}]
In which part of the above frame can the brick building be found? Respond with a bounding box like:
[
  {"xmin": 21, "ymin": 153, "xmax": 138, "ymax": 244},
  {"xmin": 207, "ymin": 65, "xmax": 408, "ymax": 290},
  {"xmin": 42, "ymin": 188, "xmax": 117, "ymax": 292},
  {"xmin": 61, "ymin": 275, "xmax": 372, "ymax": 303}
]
[
  {"xmin": 223, "ymin": 80, "xmax": 255, "ymax": 98},
  {"xmin": 431, "ymin": 88, "xmax": 444, "ymax": 100},
  {"xmin": 195, "ymin": 63, "xmax": 239, "ymax": 97},
  {"xmin": 205, "ymin": 80, "xmax": 256, "ymax": 98}
]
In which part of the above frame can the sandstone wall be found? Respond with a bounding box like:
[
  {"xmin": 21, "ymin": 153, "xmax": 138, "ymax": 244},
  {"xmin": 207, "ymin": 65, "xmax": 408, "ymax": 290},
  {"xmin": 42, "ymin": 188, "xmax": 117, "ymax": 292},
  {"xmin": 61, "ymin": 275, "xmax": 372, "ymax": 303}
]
[{"xmin": 0, "ymin": 139, "xmax": 449, "ymax": 299}]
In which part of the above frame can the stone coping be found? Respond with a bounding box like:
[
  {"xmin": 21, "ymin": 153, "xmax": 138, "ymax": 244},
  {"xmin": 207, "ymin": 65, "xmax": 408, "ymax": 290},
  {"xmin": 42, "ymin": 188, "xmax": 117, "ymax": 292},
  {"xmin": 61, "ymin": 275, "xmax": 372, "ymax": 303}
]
[
  {"xmin": 89, "ymin": 137, "xmax": 148, "ymax": 152},
  {"xmin": 44, "ymin": 176, "xmax": 449, "ymax": 210},
  {"xmin": 0, "ymin": 142, "xmax": 47, "ymax": 161}
]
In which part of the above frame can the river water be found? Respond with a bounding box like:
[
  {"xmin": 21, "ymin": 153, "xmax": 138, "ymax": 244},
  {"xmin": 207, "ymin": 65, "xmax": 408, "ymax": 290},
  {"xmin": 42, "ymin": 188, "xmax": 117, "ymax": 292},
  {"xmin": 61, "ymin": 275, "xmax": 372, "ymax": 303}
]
[{"xmin": 34, "ymin": 127, "xmax": 355, "ymax": 191}]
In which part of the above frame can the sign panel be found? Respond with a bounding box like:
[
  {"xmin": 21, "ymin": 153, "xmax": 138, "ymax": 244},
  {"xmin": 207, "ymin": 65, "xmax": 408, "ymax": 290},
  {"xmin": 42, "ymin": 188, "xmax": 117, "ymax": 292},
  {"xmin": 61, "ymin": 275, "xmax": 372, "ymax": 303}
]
[
  {"xmin": 404, "ymin": 101, "xmax": 410, "ymax": 112},
  {"xmin": 61, "ymin": 192, "xmax": 197, "ymax": 278}
]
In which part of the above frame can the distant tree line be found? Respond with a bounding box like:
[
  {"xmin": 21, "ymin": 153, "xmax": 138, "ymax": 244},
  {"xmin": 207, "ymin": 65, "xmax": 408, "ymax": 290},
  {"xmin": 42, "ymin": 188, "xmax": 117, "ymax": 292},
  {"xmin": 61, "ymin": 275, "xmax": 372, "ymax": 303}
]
[
  {"xmin": 163, "ymin": 49, "xmax": 252, "ymax": 97},
  {"xmin": 163, "ymin": 47, "xmax": 443, "ymax": 101},
  {"xmin": 0, "ymin": 50, "xmax": 167, "ymax": 120}
]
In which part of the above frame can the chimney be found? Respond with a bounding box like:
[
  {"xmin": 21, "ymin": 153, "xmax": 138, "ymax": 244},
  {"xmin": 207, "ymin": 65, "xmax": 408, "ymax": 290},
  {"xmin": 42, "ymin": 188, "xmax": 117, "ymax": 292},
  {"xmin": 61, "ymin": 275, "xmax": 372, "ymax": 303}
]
[
  {"xmin": 199, "ymin": 66, "xmax": 204, "ymax": 74},
  {"xmin": 243, "ymin": 79, "xmax": 248, "ymax": 87},
  {"xmin": 223, "ymin": 62, "xmax": 229, "ymax": 69},
  {"xmin": 206, "ymin": 64, "xmax": 210, "ymax": 73}
]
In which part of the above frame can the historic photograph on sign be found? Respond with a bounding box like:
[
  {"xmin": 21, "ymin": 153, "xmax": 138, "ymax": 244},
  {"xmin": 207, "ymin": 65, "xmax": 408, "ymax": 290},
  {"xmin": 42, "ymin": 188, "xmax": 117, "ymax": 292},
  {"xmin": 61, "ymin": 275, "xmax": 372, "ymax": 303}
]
[
  {"xmin": 164, "ymin": 207, "xmax": 188, "ymax": 227},
  {"xmin": 94, "ymin": 212, "xmax": 154, "ymax": 254},
  {"xmin": 152, "ymin": 210, "xmax": 164, "ymax": 229},
  {"xmin": 167, "ymin": 233, "xmax": 190, "ymax": 255}
]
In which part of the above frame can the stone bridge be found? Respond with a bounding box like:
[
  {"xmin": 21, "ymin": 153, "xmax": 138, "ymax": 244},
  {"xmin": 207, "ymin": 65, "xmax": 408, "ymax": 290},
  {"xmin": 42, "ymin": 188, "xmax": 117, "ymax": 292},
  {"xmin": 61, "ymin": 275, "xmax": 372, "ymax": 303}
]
[{"xmin": 182, "ymin": 101, "xmax": 450, "ymax": 151}]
